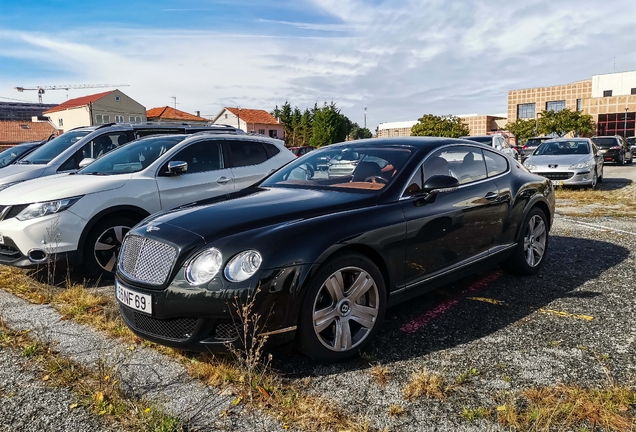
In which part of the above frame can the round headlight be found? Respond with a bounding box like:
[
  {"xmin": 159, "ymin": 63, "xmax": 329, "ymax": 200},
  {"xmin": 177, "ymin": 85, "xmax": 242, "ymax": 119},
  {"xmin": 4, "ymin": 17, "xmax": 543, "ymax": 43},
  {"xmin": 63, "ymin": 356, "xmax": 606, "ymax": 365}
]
[
  {"xmin": 224, "ymin": 250, "xmax": 262, "ymax": 282},
  {"xmin": 185, "ymin": 248, "xmax": 222, "ymax": 285}
]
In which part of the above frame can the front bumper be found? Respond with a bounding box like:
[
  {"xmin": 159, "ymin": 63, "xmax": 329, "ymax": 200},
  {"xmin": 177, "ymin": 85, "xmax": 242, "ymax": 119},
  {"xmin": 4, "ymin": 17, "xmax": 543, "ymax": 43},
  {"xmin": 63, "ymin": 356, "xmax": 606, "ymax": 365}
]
[
  {"xmin": 116, "ymin": 263, "xmax": 312, "ymax": 352},
  {"xmin": 531, "ymin": 169, "xmax": 596, "ymax": 186},
  {"xmin": 600, "ymin": 150, "xmax": 621, "ymax": 162},
  {"xmin": 0, "ymin": 211, "xmax": 84, "ymax": 268}
]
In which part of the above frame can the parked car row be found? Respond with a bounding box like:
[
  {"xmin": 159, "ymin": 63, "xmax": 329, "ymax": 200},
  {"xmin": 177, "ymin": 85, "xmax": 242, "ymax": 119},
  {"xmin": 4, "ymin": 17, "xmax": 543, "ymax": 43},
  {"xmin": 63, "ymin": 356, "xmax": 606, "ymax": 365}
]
[{"xmin": 0, "ymin": 123, "xmax": 294, "ymax": 277}]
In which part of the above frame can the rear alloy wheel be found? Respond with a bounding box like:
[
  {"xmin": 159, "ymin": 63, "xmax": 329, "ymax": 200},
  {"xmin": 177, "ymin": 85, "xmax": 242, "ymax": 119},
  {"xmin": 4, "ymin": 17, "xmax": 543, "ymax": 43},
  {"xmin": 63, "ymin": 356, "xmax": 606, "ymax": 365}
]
[
  {"xmin": 297, "ymin": 253, "xmax": 386, "ymax": 362},
  {"xmin": 83, "ymin": 216, "xmax": 137, "ymax": 279},
  {"xmin": 501, "ymin": 207, "xmax": 549, "ymax": 275},
  {"xmin": 590, "ymin": 171, "xmax": 598, "ymax": 189}
]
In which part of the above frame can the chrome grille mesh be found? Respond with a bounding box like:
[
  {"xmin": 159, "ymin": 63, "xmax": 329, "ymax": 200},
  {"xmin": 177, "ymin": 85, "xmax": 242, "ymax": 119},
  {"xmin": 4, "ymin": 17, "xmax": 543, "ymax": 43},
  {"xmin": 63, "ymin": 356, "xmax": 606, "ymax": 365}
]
[{"xmin": 119, "ymin": 235, "xmax": 177, "ymax": 286}]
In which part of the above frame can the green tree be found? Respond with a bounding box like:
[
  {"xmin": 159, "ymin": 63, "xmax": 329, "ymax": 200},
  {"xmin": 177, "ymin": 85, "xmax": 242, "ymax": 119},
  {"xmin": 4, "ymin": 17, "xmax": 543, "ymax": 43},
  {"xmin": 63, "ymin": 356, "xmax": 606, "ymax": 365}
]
[
  {"xmin": 505, "ymin": 118, "xmax": 536, "ymax": 145},
  {"xmin": 310, "ymin": 102, "xmax": 351, "ymax": 147},
  {"xmin": 410, "ymin": 114, "xmax": 470, "ymax": 138},
  {"xmin": 349, "ymin": 123, "xmax": 373, "ymax": 140},
  {"xmin": 538, "ymin": 109, "xmax": 596, "ymax": 137}
]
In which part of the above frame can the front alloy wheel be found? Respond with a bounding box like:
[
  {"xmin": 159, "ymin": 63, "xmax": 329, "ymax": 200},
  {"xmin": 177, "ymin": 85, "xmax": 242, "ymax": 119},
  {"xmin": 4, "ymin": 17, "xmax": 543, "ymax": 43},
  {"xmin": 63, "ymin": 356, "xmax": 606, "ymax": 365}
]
[
  {"xmin": 501, "ymin": 207, "xmax": 549, "ymax": 275},
  {"xmin": 94, "ymin": 225, "xmax": 130, "ymax": 272},
  {"xmin": 298, "ymin": 252, "xmax": 386, "ymax": 362}
]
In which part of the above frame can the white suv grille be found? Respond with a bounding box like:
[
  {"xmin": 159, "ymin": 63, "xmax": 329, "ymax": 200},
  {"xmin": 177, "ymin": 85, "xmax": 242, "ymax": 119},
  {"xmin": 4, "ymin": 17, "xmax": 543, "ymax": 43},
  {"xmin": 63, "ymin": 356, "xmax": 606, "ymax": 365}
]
[{"xmin": 119, "ymin": 235, "xmax": 177, "ymax": 286}]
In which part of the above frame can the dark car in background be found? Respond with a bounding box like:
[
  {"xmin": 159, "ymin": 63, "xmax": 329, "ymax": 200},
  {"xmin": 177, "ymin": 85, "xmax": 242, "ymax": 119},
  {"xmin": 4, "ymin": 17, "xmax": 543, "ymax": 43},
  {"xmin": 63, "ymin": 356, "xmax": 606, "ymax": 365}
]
[
  {"xmin": 115, "ymin": 137, "xmax": 555, "ymax": 362},
  {"xmin": 591, "ymin": 136, "xmax": 633, "ymax": 164},
  {"xmin": 0, "ymin": 140, "xmax": 47, "ymax": 168},
  {"xmin": 627, "ymin": 137, "xmax": 636, "ymax": 155},
  {"xmin": 516, "ymin": 136, "xmax": 553, "ymax": 162},
  {"xmin": 288, "ymin": 146, "xmax": 315, "ymax": 157}
]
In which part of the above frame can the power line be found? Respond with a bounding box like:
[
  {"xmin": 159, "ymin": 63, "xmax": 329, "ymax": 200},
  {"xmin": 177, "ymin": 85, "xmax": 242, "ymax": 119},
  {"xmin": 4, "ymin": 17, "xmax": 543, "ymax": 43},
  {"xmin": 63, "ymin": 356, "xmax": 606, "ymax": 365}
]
[{"xmin": 0, "ymin": 95, "xmax": 36, "ymax": 103}]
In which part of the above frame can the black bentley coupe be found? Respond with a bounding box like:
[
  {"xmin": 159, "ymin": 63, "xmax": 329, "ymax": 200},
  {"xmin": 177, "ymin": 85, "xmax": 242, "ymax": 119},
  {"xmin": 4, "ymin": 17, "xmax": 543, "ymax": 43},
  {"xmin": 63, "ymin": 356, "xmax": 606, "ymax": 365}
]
[{"xmin": 116, "ymin": 137, "xmax": 555, "ymax": 362}]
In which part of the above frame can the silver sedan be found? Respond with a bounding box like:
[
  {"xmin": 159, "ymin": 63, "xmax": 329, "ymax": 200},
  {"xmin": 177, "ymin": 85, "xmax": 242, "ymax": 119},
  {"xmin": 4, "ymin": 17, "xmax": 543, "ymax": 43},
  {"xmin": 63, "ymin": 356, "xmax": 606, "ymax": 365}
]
[{"xmin": 523, "ymin": 138, "xmax": 603, "ymax": 188}]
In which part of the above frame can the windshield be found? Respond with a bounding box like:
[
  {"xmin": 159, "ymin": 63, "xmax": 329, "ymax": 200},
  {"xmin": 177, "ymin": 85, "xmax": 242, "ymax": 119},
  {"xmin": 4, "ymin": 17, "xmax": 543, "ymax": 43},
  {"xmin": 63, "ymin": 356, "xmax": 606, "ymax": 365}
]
[
  {"xmin": 591, "ymin": 137, "xmax": 619, "ymax": 148},
  {"xmin": 0, "ymin": 144, "xmax": 35, "ymax": 168},
  {"xmin": 627, "ymin": 137, "xmax": 635, "ymax": 145},
  {"xmin": 261, "ymin": 145, "xmax": 412, "ymax": 192},
  {"xmin": 78, "ymin": 135, "xmax": 186, "ymax": 175},
  {"xmin": 464, "ymin": 136, "xmax": 493, "ymax": 145},
  {"xmin": 525, "ymin": 138, "xmax": 549, "ymax": 147},
  {"xmin": 21, "ymin": 130, "xmax": 90, "ymax": 164},
  {"xmin": 534, "ymin": 141, "xmax": 590, "ymax": 156}
]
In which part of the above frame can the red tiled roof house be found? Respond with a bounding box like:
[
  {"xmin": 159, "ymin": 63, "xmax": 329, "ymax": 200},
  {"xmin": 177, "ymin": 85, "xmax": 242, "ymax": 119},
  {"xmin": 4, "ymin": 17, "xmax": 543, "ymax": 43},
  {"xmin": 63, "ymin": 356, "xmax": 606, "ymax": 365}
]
[
  {"xmin": 43, "ymin": 90, "xmax": 146, "ymax": 132},
  {"xmin": 0, "ymin": 121, "xmax": 60, "ymax": 147},
  {"xmin": 146, "ymin": 106, "xmax": 209, "ymax": 124},
  {"xmin": 211, "ymin": 107, "xmax": 283, "ymax": 139}
]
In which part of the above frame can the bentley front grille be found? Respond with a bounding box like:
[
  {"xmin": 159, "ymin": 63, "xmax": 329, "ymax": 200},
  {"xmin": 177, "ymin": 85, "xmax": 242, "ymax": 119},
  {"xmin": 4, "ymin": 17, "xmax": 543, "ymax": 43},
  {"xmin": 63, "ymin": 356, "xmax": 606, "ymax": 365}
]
[{"xmin": 119, "ymin": 235, "xmax": 177, "ymax": 286}]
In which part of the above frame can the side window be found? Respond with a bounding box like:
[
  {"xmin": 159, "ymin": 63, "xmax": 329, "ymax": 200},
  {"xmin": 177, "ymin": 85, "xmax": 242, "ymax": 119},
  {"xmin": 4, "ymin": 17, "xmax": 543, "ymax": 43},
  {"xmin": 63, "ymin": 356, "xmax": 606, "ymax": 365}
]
[
  {"xmin": 229, "ymin": 141, "xmax": 269, "ymax": 167},
  {"xmin": 58, "ymin": 132, "xmax": 130, "ymax": 172},
  {"xmin": 484, "ymin": 150, "xmax": 509, "ymax": 177},
  {"xmin": 168, "ymin": 140, "xmax": 223, "ymax": 174},
  {"xmin": 403, "ymin": 166, "xmax": 423, "ymax": 197},
  {"xmin": 424, "ymin": 146, "xmax": 487, "ymax": 185},
  {"xmin": 264, "ymin": 143, "xmax": 280, "ymax": 157}
]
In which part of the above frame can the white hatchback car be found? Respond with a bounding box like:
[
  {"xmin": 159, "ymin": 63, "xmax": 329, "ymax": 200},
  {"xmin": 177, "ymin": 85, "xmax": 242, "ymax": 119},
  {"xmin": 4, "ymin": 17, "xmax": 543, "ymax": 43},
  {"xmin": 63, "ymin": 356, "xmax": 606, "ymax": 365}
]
[{"xmin": 0, "ymin": 133, "xmax": 294, "ymax": 277}]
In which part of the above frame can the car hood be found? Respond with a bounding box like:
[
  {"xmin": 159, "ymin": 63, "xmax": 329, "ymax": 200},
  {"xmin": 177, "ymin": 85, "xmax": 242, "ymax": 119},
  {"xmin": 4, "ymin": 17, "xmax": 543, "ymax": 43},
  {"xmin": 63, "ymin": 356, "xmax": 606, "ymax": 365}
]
[
  {"xmin": 527, "ymin": 154, "xmax": 591, "ymax": 167},
  {"xmin": 0, "ymin": 173, "xmax": 133, "ymax": 205},
  {"xmin": 0, "ymin": 164, "xmax": 47, "ymax": 185},
  {"xmin": 144, "ymin": 186, "xmax": 376, "ymax": 244}
]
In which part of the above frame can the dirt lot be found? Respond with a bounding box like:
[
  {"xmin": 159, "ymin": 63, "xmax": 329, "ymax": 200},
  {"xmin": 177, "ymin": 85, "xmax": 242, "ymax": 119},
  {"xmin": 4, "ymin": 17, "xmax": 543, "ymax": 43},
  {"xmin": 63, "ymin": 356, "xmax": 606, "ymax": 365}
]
[{"xmin": 0, "ymin": 169, "xmax": 635, "ymax": 431}]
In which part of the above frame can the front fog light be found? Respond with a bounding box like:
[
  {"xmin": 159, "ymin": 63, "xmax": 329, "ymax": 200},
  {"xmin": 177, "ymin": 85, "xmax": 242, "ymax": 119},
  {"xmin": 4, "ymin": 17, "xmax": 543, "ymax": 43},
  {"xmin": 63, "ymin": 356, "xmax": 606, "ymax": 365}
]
[
  {"xmin": 186, "ymin": 248, "xmax": 222, "ymax": 285},
  {"xmin": 224, "ymin": 250, "xmax": 262, "ymax": 282}
]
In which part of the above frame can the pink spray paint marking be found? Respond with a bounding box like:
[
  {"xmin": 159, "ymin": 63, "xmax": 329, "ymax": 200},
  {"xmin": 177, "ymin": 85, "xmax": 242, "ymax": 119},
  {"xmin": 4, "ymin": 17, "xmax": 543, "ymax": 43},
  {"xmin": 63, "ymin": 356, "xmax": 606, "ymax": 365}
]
[{"xmin": 399, "ymin": 270, "xmax": 503, "ymax": 334}]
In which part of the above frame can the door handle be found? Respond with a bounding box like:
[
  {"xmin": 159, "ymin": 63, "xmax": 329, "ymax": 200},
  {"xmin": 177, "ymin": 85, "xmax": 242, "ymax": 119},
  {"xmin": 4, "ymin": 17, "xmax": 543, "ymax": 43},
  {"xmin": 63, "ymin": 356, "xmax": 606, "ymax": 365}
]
[
  {"xmin": 216, "ymin": 176, "xmax": 232, "ymax": 184},
  {"xmin": 485, "ymin": 192, "xmax": 499, "ymax": 201}
]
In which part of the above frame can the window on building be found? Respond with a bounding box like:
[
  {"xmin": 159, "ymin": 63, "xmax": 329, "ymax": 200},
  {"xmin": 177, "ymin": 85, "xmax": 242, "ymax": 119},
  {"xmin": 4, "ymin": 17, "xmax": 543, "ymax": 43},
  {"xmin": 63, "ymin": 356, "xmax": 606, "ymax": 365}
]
[
  {"xmin": 258, "ymin": 129, "xmax": 265, "ymax": 135},
  {"xmin": 576, "ymin": 99, "xmax": 582, "ymax": 112},
  {"xmin": 269, "ymin": 130, "xmax": 278, "ymax": 138},
  {"xmin": 517, "ymin": 103, "xmax": 536, "ymax": 119},
  {"xmin": 115, "ymin": 115, "xmax": 124, "ymax": 123},
  {"xmin": 603, "ymin": 90, "xmax": 613, "ymax": 97},
  {"xmin": 224, "ymin": 114, "xmax": 228, "ymax": 119},
  {"xmin": 546, "ymin": 100, "xmax": 566, "ymax": 112},
  {"xmin": 115, "ymin": 96, "xmax": 121, "ymax": 102},
  {"xmin": 631, "ymin": 88, "xmax": 636, "ymax": 95},
  {"xmin": 103, "ymin": 115, "xmax": 110, "ymax": 123},
  {"xmin": 58, "ymin": 118, "xmax": 63, "ymax": 127},
  {"xmin": 96, "ymin": 114, "xmax": 102, "ymax": 124}
]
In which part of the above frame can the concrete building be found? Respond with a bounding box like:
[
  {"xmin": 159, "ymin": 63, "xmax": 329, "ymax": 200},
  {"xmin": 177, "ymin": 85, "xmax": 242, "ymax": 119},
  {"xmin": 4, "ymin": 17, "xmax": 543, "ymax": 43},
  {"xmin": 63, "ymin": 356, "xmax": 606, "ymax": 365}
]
[
  {"xmin": 508, "ymin": 70, "xmax": 636, "ymax": 138},
  {"xmin": 43, "ymin": 90, "xmax": 146, "ymax": 132},
  {"xmin": 211, "ymin": 107, "xmax": 283, "ymax": 138},
  {"xmin": 146, "ymin": 106, "xmax": 209, "ymax": 124},
  {"xmin": 0, "ymin": 120, "xmax": 59, "ymax": 146},
  {"xmin": 0, "ymin": 102, "xmax": 56, "ymax": 121},
  {"xmin": 377, "ymin": 115, "xmax": 507, "ymax": 138}
]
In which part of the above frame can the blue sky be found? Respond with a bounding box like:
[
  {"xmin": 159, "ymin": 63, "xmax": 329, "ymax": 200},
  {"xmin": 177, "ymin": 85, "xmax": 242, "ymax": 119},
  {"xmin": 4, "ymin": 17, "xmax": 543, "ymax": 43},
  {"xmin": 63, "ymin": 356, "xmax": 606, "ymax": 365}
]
[{"xmin": 1, "ymin": 0, "xmax": 636, "ymax": 130}]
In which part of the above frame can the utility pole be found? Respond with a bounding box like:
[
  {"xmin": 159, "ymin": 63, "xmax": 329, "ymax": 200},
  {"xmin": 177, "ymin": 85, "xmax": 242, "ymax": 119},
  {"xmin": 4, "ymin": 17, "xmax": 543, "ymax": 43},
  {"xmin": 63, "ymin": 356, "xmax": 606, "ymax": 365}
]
[
  {"xmin": 364, "ymin": 106, "xmax": 367, "ymax": 129},
  {"xmin": 625, "ymin": 107, "xmax": 629, "ymax": 138},
  {"xmin": 237, "ymin": 107, "xmax": 241, "ymax": 130},
  {"xmin": 170, "ymin": 96, "xmax": 178, "ymax": 109}
]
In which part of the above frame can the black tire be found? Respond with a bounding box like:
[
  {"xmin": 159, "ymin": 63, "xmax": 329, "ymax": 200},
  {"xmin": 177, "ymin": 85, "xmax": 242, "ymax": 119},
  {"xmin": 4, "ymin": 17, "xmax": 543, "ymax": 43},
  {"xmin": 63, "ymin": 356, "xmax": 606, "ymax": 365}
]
[
  {"xmin": 590, "ymin": 171, "xmax": 598, "ymax": 190},
  {"xmin": 598, "ymin": 166, "xmax": 603, "ymax": 183},
  {"xmin": 618, "ymin": 154, "xmax": 625, "ymax": 165},
  {"xmin": 297, "ymin": 252, "xmax": 386, "ymax": 362},
  {"xmin": 501, "ymin": 207, "xmax": 549, "ymax": 276},
  {"xmin": 83, "ymin": 216, "xmax": 138, "ymax": 279}
]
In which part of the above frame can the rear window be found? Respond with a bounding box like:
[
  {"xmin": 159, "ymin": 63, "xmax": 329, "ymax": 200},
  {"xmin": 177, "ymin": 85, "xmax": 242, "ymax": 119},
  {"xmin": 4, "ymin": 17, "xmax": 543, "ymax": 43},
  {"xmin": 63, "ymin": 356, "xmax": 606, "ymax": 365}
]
[
  {"xmin": 463, "ymin": 136, "xmax": 493, "ymax": 145},
  {"xmin": 591, "ymin": 137, "xmax": 619, "ymax": 148}
]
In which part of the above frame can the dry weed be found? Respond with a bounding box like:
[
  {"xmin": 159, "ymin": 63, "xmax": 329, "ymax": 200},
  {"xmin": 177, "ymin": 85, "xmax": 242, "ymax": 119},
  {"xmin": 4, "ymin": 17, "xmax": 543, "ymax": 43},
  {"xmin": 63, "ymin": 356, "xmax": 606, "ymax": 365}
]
[
  {"xmin": 403, "ymin": 369, "xmax": 449, "ymax": 400},
  {"xmin": 369, "ymin": 364, "xmax": 391, "ymax": 387}
]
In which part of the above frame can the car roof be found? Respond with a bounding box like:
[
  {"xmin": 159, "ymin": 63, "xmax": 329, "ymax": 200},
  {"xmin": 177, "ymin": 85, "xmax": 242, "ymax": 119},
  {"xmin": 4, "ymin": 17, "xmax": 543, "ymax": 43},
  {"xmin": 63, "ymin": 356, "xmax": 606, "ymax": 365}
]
[
  {"xmin": 323, "ymin": 137, "xmax": 494, "ymax": 152},
  {"xmin": 66, "ymin": 122, "xmax": 240, "ymax": 133}
]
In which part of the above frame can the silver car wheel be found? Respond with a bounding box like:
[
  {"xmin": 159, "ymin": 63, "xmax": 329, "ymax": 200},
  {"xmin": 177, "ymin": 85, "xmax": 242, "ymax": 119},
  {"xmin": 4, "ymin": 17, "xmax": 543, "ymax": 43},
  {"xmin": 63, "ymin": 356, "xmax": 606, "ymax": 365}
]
[
  {"xmin": 591, "ymin": 171, "xmax": 597, "ymax": 189},
  {"xmin": 94, "ymin": 225, "xmax": 130, "ymax": 272},
  {"xmin": 523, "ymin": 215, "xmax": 547, "ymax": 268},
  {"xmin": 312, "ymin": 266, "xmax": 379, "ymax": 352}
]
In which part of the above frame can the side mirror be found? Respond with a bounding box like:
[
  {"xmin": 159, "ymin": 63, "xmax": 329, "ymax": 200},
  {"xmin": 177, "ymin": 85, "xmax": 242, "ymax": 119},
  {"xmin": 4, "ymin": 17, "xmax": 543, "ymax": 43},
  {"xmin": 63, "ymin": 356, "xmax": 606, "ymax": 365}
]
[
  {"xmin": 423, "ymin": 175, "xmax": 459, "ymax": 194},
  {"xmin": 79, "ymin": 158, "xmax": 95, "ymax": 169},
  {"xmin": 167, "ymin": 160, "xmax": 188, "ymax": 176}
]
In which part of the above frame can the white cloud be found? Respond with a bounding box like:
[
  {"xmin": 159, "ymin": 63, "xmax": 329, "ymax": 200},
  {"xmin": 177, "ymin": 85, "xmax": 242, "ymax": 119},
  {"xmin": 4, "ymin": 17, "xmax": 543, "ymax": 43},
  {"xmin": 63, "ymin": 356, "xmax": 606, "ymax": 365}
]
[{"xmin": 1, "ymin": 0, "xmax": 636, "ymax": 129}]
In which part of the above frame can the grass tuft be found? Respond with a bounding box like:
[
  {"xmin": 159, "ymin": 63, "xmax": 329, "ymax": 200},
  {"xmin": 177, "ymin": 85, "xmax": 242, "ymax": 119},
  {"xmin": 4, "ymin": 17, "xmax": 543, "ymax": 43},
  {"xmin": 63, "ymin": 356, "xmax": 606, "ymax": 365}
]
[
  {"xmin": 369, "ymin": 364, "xmax": 391, "ymax": 387},
  {"xmin": 403, "ymin": 369, "xmax": 449, "ymax": 400},
  {"xmin": 388, "ymin": 404, "xmax": 405, "ymax": 417}
]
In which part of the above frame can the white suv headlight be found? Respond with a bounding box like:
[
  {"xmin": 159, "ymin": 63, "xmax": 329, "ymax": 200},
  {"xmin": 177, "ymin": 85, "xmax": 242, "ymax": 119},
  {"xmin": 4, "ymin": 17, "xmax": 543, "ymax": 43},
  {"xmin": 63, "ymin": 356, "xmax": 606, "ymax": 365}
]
[
  {"xmin": 16, "ymin": 196, "xmax": 82, "ymax": 221},
  {"xmin": 186, "ymin": 248, "xmax": 222, "ymax": 285},
  {"xmin": 224, "ymin": 250, "xmax": 262, "ymax": 282},
  {"xmin": 569, "ymin": 159, "xmax": 594, "ymax": 170}
]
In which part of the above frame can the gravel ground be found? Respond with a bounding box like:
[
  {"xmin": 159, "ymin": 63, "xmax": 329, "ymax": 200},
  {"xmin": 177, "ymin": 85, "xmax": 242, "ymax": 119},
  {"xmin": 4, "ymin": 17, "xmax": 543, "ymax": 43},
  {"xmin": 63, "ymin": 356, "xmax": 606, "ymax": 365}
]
[
  {"xmin": 0, "ymin": 292, "xmax": 282, "ymax": 431},
  {"xmin": 268, "ymin": 215, "xmax": 636, "ymax": 431},
  {"xmin": 0, "ymin": 212, "xmax": 634, "ymax": 431},
  {"xmin": 0, "ymin": 345, "xmax": 123, "ymax": 432}
]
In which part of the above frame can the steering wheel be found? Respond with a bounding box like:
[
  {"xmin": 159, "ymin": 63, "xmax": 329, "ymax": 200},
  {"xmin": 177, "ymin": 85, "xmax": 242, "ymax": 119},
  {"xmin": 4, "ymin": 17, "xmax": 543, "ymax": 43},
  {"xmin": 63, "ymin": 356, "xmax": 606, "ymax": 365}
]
[{"xmin": 364, "ymin": 176, "xmax": 388, "ymax": 184}]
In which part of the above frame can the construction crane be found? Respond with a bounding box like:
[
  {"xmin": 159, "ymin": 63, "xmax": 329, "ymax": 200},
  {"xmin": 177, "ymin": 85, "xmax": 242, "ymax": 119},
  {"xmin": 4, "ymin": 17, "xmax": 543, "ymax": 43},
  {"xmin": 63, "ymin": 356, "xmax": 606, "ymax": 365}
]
[{"xmin": 14, "ymin": 84, "xmax": 130, "ymax": 104}]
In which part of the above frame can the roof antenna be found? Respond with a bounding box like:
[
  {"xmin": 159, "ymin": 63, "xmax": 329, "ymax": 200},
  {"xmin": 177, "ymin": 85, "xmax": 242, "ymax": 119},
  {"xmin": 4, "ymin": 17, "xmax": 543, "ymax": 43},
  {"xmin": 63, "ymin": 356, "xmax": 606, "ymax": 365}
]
[{"xmin": 170, "ymin": 96, "xmax": 177, "ymax": 109}]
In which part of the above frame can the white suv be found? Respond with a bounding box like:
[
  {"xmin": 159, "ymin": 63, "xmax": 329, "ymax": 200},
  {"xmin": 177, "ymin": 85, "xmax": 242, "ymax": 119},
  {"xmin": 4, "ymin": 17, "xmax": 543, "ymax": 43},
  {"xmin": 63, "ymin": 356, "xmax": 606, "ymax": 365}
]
[{"xmin": 0, "ymin": 133, "xmax": 294, "ymax": 277}]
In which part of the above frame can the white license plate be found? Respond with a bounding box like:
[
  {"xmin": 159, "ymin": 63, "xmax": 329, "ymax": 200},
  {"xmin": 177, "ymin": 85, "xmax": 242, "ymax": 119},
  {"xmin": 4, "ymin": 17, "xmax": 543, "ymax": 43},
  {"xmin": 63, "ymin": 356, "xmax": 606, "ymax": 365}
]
[
  {"xmin": 116, "ymin": 281, "xmax": 152, "ymax": 314},
  {"xmin": 0, "ymin": 235, "xmax": 4, "ymax": 245}
]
